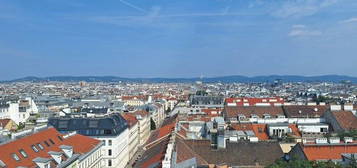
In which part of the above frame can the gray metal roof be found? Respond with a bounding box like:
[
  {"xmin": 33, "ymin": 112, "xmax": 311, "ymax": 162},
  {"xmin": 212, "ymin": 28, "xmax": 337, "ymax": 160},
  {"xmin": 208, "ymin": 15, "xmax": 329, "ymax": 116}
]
[
  {"xmin": 33, "ymin": 157, "xmax": 52, "ymax": 163},
  {"xmin": 48, "ymin": 114, "xmax": 128, "ymax": 137}
]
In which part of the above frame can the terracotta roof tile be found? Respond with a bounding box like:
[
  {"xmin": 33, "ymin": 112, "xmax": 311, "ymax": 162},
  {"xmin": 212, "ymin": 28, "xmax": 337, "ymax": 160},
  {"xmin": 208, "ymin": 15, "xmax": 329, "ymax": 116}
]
[
  {"xmin": 122, "ymin": 113, "xmax": 138, "ymax": 127},
  {"xmin": 224, "ymin": 106, "xmax": 284, "ymax": 118},
  {"xmin": 283, "ymin": 105, "xmax": 328, "ymax": 118},
  {"xmin": 300, "ymin": 143, "xmax": 357, "ymax": 160},
  {"xmin": 331, "ymin": 111, "xmax": 357, "ymax": 131},
  {"xmin": 0, "ymin": 127, "xmax": 100, "ymax": 168}
]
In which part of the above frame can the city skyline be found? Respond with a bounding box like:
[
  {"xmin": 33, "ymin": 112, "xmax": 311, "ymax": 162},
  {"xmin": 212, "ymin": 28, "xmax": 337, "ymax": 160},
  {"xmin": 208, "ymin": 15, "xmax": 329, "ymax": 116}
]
[{"xmin": 1, "ymin": 0, "xmax": 357, "ymax": 80}]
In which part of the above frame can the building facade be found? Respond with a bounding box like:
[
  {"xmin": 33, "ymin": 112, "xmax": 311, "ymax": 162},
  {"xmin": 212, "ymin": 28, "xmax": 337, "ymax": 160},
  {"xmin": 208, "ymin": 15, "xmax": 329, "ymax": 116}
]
[{"xmin": 48, "ymin": 113, "xmax": 129, "ymax": 168}]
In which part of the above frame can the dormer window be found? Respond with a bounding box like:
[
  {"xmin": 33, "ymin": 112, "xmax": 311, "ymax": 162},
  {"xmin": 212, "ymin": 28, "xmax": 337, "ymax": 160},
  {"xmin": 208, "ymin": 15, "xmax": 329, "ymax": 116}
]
[
  {"xmin": 277, "ymin": 115, "xmax": 285, "ymax": 118},
  {"xmin": 238, "ymin": 114, "xmax": 246, "ymax": 120},
  {"xmin": 263, "ymin": 114, "xmax": 271, "ymax": 119},
  {"xmin": 251, "ymin": 114, "xmax": 259, "ymax": 119},
  {"xmin": 19, "ymin": 149, "xmax": 28, "ymax": 158},
  {"xmin": 44, "ymin": 141, "xmax": 50, "ymax": 147},
  {"xmin": 31, "ymin": 145, "xmax": 39, "ymax": 152},
  {"xmin": 37, "ymin": 143, "xmax": 44, "ymax": 150},
  {"xmin": 12, "ymin": 153, "xmax": 20, "ymax": 161},
  {"xmin": 49, "ymin": 139, "xmax": 55, "ymax": 145}
]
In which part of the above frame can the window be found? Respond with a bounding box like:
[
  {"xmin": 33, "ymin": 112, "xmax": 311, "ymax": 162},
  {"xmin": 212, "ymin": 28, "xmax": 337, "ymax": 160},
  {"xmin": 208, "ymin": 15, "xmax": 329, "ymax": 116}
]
[
  {"xmin": 58, "ymin": 120, "xmax": 69, "ymax": 129},
  {"xmin": 19, "ymin": 149, "xmax": 28, "ymax": 158},
  {"xmin": 12, "ymin": 153, "xmax": 20, "ymax": 161},
  {"xmin": 108, "ymin": 149, "xmax": 112, "ymax": 156},
  {"xmin": 108, "ymin": 140, "xmax": 112, "ymax": 146},
  {"xmin": 89, "ymin": 120, "xmax": 99, "ymax": 128},
  {"xmin": 104, "ymin": 129, "xmax": 112, "ymax": 135},
  {"xmin": 58, "ymin": 135, "xmax": 63, "ymax": 141},
  {"xmin": 44, "ymin": 164, "xmax": 50, "ymax": 168},
  {"xmin": 44, "ymin": 141, "xmax": 50, "ymax": 147},
  {"xmin": 102, "ymin": 140, "xmax": 106, "ymax": 146},
  {"xmin": 37, "ymin": 143, "xmax": 44, "ymax": 150},
  {"xmin": 31, "ymin": 145, "xmax": 39, "ymax": 152},
  {"xmin": 49, "ymin": 139, "xmax": 55, "ymax": 145},
  {"xmin": 108, "ymin": 159, "xmax": 112, "ymax": 167}
]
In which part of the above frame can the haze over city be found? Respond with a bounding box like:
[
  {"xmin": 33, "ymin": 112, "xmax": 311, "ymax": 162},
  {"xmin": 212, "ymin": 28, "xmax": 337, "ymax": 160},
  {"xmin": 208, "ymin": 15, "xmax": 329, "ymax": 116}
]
[
  {"xmin": 1, "ymin": 1, "xmax": 357, "ymax": 168},
  {"xmin": 1, "ymin": 0, "xmax": 357, "ymax": 80}
]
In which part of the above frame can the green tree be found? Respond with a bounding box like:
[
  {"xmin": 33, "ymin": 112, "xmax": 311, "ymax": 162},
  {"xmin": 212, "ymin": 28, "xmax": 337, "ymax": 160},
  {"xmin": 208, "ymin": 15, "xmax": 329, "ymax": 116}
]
[
  {"xmin": 267, "ymin": 158, "xmax": 342, "ymax": 168},
  {"xmin": 150, "ymin": 118, "xmax": 156, "ymax": 130}
]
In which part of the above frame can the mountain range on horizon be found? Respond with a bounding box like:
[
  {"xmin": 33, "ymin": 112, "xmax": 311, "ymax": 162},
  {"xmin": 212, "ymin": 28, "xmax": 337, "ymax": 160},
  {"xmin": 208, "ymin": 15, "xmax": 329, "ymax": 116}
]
[{"xmin": 2, "ymin": 75, "xmax": 357, "ymax": 83}]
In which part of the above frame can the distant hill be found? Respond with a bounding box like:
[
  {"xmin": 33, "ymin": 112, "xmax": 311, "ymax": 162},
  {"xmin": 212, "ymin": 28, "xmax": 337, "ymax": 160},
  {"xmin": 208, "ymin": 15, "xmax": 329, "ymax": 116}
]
[{"xmin": 2, "ymin": 75, "xmax": 357, "ymax": 83}]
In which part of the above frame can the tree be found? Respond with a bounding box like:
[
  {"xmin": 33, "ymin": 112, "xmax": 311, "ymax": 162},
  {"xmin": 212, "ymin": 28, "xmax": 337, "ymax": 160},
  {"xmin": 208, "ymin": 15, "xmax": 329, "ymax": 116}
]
[
  {"xmin": 337, "ymin": 130, "xmax": 357, "ymax": 139},
  {"xmin": 150, "ymin": 118, "xmax": 156, "ymax": 130},
  {"xmin": 165, "ymin": 107, "xmax": 171, "ymax": 114},
  {"xmin": 267, "ymin": 158, "xmax": 342, "ymax": 168},
  {"xmin": 17, "ymin": 122, "xmax": 26, "ymax": 131}
]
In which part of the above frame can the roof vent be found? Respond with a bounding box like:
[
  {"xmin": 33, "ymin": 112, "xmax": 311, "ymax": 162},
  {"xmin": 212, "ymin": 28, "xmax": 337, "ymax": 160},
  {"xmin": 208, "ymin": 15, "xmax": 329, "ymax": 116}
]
[
  {"xmin": 314, "ymin": 108, "xmax": 318, "ymax": 112},
  {"xmin": 298, "ymin": 110, "xmax": 302, "ymax": 114}
]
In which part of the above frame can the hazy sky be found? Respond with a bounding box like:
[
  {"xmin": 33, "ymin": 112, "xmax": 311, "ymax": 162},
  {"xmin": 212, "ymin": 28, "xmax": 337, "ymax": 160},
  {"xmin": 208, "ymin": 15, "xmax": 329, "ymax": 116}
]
[{"xmin": 1, "ymin": 0, "xmax": 357, "ymax": 80}]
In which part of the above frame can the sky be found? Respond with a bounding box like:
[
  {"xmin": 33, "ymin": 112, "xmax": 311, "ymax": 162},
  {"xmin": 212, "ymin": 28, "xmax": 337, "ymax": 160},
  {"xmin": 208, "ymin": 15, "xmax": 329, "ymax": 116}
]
[{"xmin": 1, "ymin": 0, "xmax": 357, "ymax": 80}]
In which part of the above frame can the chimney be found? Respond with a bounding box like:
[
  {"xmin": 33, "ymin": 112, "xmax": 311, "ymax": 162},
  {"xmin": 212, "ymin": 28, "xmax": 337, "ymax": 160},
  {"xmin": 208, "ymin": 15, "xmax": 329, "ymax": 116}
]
[
  {"xmin": 60, "ymin": 145, "xmax": 73, "ymax": 158},
  {"xmin": 217, "ymin": 129, "xmax": 226, "ymax": 149}
]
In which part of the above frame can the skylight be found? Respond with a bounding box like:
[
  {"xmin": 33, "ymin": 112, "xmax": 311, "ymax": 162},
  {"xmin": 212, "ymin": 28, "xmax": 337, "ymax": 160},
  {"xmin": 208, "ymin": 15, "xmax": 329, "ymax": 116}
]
[
  {"xmin": 31, "ymin": 145, "xmax": 39, "ymax": 152},
  {"xmin": 19, "ymin": 149, "xmax": 28, "ymax": 158}
]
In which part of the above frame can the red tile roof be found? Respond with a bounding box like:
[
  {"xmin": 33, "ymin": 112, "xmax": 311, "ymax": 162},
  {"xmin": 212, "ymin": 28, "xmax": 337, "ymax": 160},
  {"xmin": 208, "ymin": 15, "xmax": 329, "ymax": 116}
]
[
  {"xmin": 288, "ymin": 124, "xmax": 302, "ymax": 137},
  {"xmin": 201, "ymin": 108, "xmax": 223, "ymax": 117},
  {"xmin": 0, "ymin": 119, "xmax": 13, "ymax": 128},
  {"xmin": 252, "ymin": 124, "xmax": 269, "ymax": 140},
  {"xmin": 146, "ymin": 116, "xmax": 177, "ymax": 145},
  {"xmin": 225, "ymin": 97, "xmax": 284, "ymax": 106},
  {"xmin": 135, "ymin": 136, "xmax": 170, "ymax": 168},
  {"xmin": 299, "ymin": 143, "xmax": 357, "ymax": 160},
  {"xmin": 331, "ymin": 111, "xmax": 357, "ymax": 131},
  {"xmin": 224, "ymin": 106, "xmax": 284, "ymax": 118},
  {"xmin": 122, "ymin": 113, "xmax": 138, "ymax": 128},
  {"xmin": 283, "ymin": 105, "xmax": 328, "ymax": 118},
  {"xmin": 230, "ymin": 123, "xmax": 270, "ymax": 140},
  {"xmin": 132, "ymin": 110, "xmax": 149, "ymax": 117},
  {"xmin": 0, "ymin": 127, "xmax": 100, "ymax": 168}
]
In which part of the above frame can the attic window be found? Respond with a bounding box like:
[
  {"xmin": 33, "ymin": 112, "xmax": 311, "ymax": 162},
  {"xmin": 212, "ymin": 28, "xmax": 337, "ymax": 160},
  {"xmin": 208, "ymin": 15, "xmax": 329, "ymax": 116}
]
[
  {"xmin": 19, "ymin": 149, "xmax": 28, "ymax": 158},
  {"xmin": 49, "ymin": 139, "xmax": 55, "ymax": 145},
  {"xmin": 89, "ymin": 120, "xmax": 99, "ymax": 128},
  {"xmin": 104, "ymin": 129, "xmax": 112, "ymax": 135},
  {"xmin": 37, "ymin": 143, "xmax": 44, "ymax": 150},
  {"xmin": 263, "ymin": 114, "xmax": 271, "ymax": 119},
  {"xmin": 44, "ymin": 141, "xmax": 50, "ymax": 147},
  {"xmin": 57, "ymin": 136, "xmax": 63, "ymax": 141},
  {"xmin": 31, "ymin": 145, "xmax": 39, "ymax": 152},
  {"xmin": 58, "ymin": 121, "xmax": 68, "ymax": 129},
  {"xmin": 12, "ymin": 153, "xmax": 20, "ymax": 161}
]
